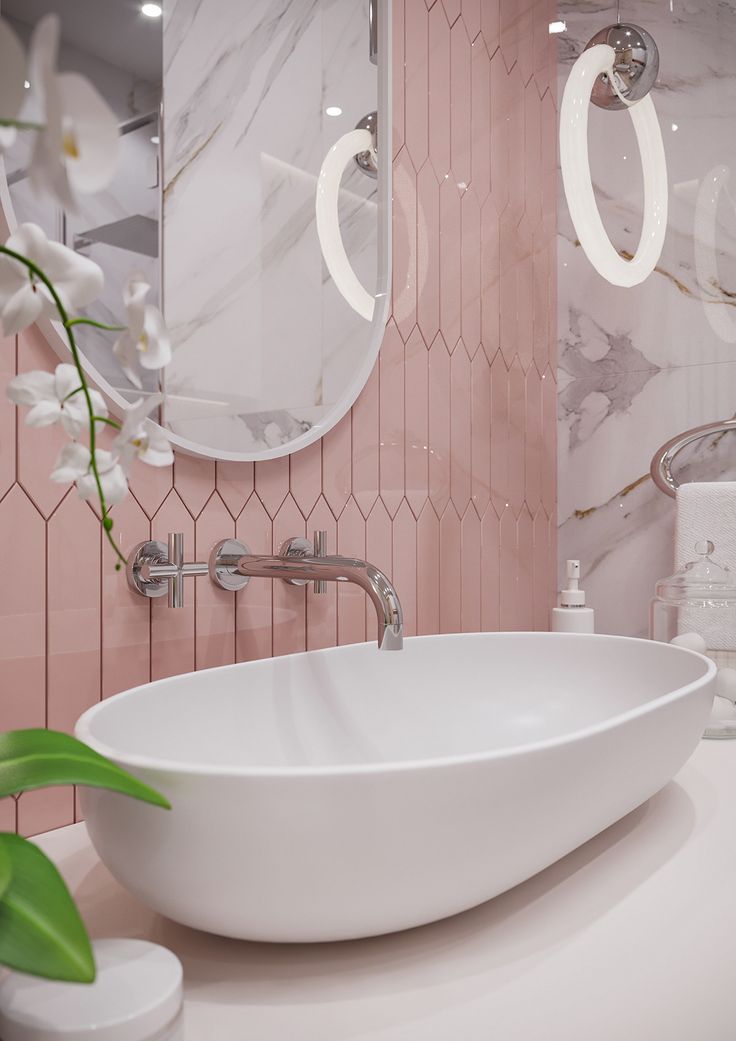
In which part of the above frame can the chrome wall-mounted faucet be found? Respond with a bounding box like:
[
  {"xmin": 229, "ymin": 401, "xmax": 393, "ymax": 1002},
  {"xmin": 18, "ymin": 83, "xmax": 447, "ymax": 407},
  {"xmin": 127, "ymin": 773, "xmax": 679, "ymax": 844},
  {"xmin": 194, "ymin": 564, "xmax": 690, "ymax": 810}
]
[{"xmin": 127, "ymin": 530, "xmax": 404, "ymax": 650}]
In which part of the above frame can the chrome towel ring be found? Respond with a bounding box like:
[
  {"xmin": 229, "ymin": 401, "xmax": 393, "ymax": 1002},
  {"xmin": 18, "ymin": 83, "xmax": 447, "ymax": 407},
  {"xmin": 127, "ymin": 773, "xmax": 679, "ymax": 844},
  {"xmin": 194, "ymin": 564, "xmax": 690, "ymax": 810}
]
[{"xmin": 650, "ymin": 419, "xmax": 736, "ymax": 498}]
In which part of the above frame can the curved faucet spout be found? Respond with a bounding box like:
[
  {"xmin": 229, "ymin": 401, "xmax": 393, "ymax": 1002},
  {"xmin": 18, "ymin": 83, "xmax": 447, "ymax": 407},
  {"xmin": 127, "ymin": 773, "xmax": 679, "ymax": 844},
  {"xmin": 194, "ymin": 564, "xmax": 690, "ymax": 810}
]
[{"xmin": 233, "ymin": 554, "xmax": 404, "ymax": 650}]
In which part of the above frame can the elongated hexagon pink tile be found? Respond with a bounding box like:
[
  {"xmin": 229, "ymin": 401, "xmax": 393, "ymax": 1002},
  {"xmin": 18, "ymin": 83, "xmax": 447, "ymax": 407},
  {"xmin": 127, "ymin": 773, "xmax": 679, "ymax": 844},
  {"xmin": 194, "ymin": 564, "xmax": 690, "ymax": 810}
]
[
  {"xmin": 417, "ymin": 162, "xmax": 440, "ymax": 345},
  {"xmin": 471, "ymin": 349, "xmax": 491, "ymax": 517},
  {"xmin": 255, "ymin": 454, "xmax": 289, "ymax": 519},
  {"xmin": 336, "ymin": 497, "xmax": 366, "ymax": 646},
  {"xmin": 365, "ymin": 497, "xmax": 392, "ymax": 643},
  {"xmin": 322, "ymin": 413, "xmax": 351, "ymax": 519},
  {"xmin": 461, "ymin": 505, "xmax": 481, "ymax": 631},
  {"xmin": 392, "ymin": 500, "xmax": 417, "ymax": 637},
  {"xmin": 428, "ymin": 1, "xmax": 451, "ymax": 180},
  {"xmin": 499, "ymin": 505, "xmax": 520, "ymax": 630},
  {"xmin": 174, "ymin": 454, "xmax": 215, "ymax": 519},
  {"xmin": 462, "ymin": 0, "xmax": 481, "ymax": 40},
  {"xmin": 405, "ymin": 0, "xmax": 429, "ymax": 170},
  {"xmin": 272, "ymin": 495, "xmax": 306, "ymax": 657},
  {"xmin": 439, "ymin": 502, "xmax": 462, "ymax": 632},
  {"xmin": 290, "ymin": 438, "xmax": 322, "ymax": 520},
  {"xmin": 547, "ymin": 509, "xmax": 557, "ymax": 619},
  {"xmin": 16, "ymin": 328, "xmax": 68, "ymax": 519},
  {"xmin": 393, "ymin": 0, "xmax": 405, "ymax": 158},
  {"xmin": 481, "ymin": 505, "xmax": 500, "ymax": 630},
  {"xmin": 533, "ymin": 0, "xmax": 550, "ymax": 95},
  {"xmin": 47, "ymin": 494, "xmax": 101, "ymax": 734},
  {"xmin": 306, "ymin": 497, "xmax": 337, "ymax": 651},
  {"xmin": 525, "ymin": 364, "xmax": 542, "ymax": 513},
  {"xmin": 499, "ymin": 212, "xmax": 519, "ymax": 368},
  {"xmin": 450, "ymin": 342, "xmax": 471, "ymax": 512},
  {"xmin": 532, "ymin": 229, "xmax": 550, "ymax": 373},
  {"xmin": 480, "ymin": 198, "xmax": 500, "ymax": 363},
  {"xmin": 441, "ymin": 0, "xmax": 461, "ymax": 26},
  {"xmin": 461, "ymin": 188, "xmax": 482, "ymax": 355},
  {"xmin": 516, "ymin": 0, "xmax": 534, "ymax": 85},
  {"xmin": 18, "ymin": 788, "xmax": 74, "ymax": 837},
  {"xmin": 392, "ymin": 148, "xmax": 418, "ymax": 342},
  {"xmin": 540, "ymin": 368, "xmax": 557, "ymax": 518},
  {"xmin": 352, "ymin": 363, "xmax": 379, "ymax": 518},
  {"xmin": 450, "ymin": 19, "xmax": 472, "ymax": 189},
  {"xmin": 416, "ymin": 501, "xmax": 440, "ymax": 635},
  {"xmin": 533, "ymin": 505, "xmax": 551, "ymax": 631},
  {"xmin": 236, "ymin": 493, "xmax": 273, "ymax": 662},
  {"xmin": 0, "ymin": 336, "xmax": 15, "ymax": 499},
  {"xmin": 0, "ymin": 486, "xmax": 45, "ymax": 730},
  {"xmin": 516, "ymin": 250, "xmax": 534, "ymax": 371},
  {"xmin": 0, "ymin": 798, "xmax": 15, "ymax": 831},
  {"xmin": 195, "ymin": 493, "xmax": 236, "ymax": 671},
  {"xmin": 428, "ymin": 333, "xmax": 451, "ymax": 515},
  {"xmin": 505, "ymin": 65, "xmax": 526, "ymax": 226},
  {"xmin": 516, "ymin": 505, "xmax": 534, "ymax": 630},
  {"xmin": 151, "ymin": 490, "xmax": 195, "ymax": 679},
  {"xmin": 404, "ymin": 326, "xmax": 429, "ymax": 518},
  {"xmin": 102, "ymin": 494, "xmax": 150, "ymax": 699},
  {"xmin": 507, "ymin": 357, "xmax": 526, "ymax": 516},
  {"xmin": 379, "ymin": 320, "xmax": 405, "ymax": 518},
  {"xmin": 490, "ymin": 350, "xmax": 510, "ymax": 516},
  {"xmin": 524, "ymin": 82, "xmax": 543, "ymax": 232},
  {"xmin": 129, "ymin": 459, "xmax": 173, "ymax": 521},
  {"xmin": 216, "ymin": 461, "xmax": 254, "ymax": 519},
  {"xmin": 489, "ymin": 48, "xmax": 510, "ymax": 215},
  {"xmin": 541, "ymin": 90, "xmax": 557, "ymax": 241},
  {"xmin": 481, "ymin": 0, "xmax": 500, "ymax": 55},
  {"xmin": 439, "ymin": 176, "xmax": 462, "ymax": 348},
  {"xmin": 499, "ymin": 0, "xmax": 520, "ymax": 71},
  {"xmin": 470, "ymin": 37, "xmax": 491, "ymax": 204}
]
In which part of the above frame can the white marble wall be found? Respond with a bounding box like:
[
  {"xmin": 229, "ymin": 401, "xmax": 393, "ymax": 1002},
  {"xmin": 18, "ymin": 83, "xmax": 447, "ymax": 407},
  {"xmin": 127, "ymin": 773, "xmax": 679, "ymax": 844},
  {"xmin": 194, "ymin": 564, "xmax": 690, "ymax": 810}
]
[
  {"xmin": 557, "ymin": 0, "xmax": 736, "ymax": 636},
  {"xmin": 162, "ymin": 0, "xmax": 379, "ymax": 454}
]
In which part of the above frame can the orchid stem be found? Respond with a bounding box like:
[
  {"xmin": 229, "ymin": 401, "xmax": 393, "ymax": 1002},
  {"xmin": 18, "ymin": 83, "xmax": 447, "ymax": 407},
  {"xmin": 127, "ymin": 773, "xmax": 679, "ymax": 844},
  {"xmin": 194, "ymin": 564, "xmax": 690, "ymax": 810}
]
[
  {"xmin": 0, "ymin": 245, "xmax": 127, "ymax": 568},
  {"xmin": 65, "ymin": 317, "xmax": 125, "ymax": 333},
  {"xmin": 0, "ymin": 118, "xmax": 45, "ymax": 132}
]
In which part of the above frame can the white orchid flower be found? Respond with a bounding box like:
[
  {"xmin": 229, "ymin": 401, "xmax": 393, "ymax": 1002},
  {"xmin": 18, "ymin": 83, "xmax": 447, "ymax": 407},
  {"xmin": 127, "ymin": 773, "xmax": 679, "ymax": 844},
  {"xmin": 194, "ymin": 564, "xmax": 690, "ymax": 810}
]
[
  {"xmin": 0, "ymin": 222, "xmax": 104, "ymax": 335},
  {"xmin": 28, "ymin": 15, "xmax": 119, "ymax": 211},
  {"xmin": 113, "ymin": 394, "xmax": 173, "ymax": 469},
  {"xmin": 7, "ymin": 362, "xmax": 107, "ymax": 438},
  {"xmin": 50, "ymin": 442, "xmax": 128, "ymax": 506},
  {"xmin": 113, "ymin": 274, "xmax": 171, "ymax": 388},
  {"xmin": 0, "ymin": 18, "xmax": 27, "ymax": 152}
]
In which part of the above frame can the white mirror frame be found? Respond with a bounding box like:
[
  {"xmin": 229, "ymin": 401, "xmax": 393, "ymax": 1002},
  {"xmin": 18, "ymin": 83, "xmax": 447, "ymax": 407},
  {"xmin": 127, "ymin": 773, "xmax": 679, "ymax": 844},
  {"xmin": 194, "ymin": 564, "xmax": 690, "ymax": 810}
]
[{"xmin": 0, "ymin": 0, "xmax": 392, "ymax": 462}]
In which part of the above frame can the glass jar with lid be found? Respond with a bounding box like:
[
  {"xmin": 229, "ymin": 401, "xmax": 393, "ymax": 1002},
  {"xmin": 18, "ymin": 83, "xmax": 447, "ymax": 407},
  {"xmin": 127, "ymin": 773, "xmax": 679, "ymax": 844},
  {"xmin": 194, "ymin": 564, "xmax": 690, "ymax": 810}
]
[{"xmin": 650, "ymin": 539, "xmax": 736, "ymax": 739}]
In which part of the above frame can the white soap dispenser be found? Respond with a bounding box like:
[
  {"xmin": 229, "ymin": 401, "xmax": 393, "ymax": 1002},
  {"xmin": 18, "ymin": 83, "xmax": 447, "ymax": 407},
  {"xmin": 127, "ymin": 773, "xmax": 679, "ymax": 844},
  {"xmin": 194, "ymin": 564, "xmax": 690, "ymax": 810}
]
[{"xmin": 551, "ymin": 559, "xmax": 595, "ymax": 634}]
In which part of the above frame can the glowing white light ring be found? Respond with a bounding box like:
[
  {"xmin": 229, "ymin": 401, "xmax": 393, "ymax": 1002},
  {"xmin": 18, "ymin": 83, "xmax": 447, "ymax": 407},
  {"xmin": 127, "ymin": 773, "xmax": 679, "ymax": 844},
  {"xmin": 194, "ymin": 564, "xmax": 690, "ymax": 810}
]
[{"xmin": 559, "ymin": 43, "xmax": 668, "ymax": 288}]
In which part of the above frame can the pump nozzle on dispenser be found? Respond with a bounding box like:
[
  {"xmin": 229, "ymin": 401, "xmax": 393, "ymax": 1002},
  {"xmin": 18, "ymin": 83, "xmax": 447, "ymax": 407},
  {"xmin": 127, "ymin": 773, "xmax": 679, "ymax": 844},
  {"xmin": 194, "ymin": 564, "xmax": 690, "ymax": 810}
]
[{"xmin": 552, "ymin": 559, "xmax": 595, "ymax": 632}]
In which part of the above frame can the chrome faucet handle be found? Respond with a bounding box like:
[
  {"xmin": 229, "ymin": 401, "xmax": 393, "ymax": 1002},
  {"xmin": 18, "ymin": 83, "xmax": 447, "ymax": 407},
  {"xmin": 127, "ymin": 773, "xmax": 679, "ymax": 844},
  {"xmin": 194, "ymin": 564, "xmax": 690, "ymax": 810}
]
[
  {"xmin": 279, "ymin": 532, "xmax": 328, "ymax": 593},
  {"xmin": 312, "ymin": 530, "xmax": 328, "ymax": 594},
  {"xmin": 127, "ymin": 532, "xmax": 209, "ymax": 608}
]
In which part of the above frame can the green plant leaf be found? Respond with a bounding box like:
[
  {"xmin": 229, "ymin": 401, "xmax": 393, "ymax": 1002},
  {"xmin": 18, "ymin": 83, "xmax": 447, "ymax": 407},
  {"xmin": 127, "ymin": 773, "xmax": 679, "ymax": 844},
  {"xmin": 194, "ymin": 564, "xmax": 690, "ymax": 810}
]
[
  {"xmin": 0, "ymin": 839, "xmax": 11, "ymax": 902},
  {"xmin": 0, "ymin": 730, "xmax": 170, "ymax": 809},
  {"xmin": 0, "ymin": 833, "xmax": 95, "ymax": 982}
]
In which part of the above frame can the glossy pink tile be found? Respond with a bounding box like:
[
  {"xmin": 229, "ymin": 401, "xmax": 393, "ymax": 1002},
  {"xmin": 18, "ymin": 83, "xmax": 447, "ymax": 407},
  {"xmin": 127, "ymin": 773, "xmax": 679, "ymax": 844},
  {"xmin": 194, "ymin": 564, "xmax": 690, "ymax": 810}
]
[
  {"xmin": 439, "ymin": 503, "xmax": 462, "ymax": 632},
  {"xmin": 489, "ymin": 47, "xmax": 510, "ymax": 215},
  {"xmin": 0, "ymin": 486, "xmax": 45, "ymax": 731},
  {"xmin": 541, "ymin": 366, "xmax": 557, "ymax": 516},
  {"xmin": 499, "ymin": 505, "xmax": 520, "ymax": 630},
  {"xmin": 470, "ymin": 37, "xmax": 491, "ymax": 204},
  {"xmin": 439, "ymin": 175, "xmax": 462, "ymax": 348},
  {"xmin": 480, "ymin": 198, "xmax": 500, "ymax": 363},
  {"xmin": 462, "ymin": 0, "xmax": 481, "ymax": 40},
  {"xmin": 404, "ymin": 326, "xmax": 429, "ymax": 517},
  {"xmin": 128, "ymin": 458, "xmax": 172, "ymax": 520},
  {"xmin": 379, "ymin": 320, "xmax": 405, "ymax": 518},
  {"xmin": 236, "ymin": 493, "xmax": 273, "ymax": 662},
  {"xmin": 18, "ymin": 788, "xmax": 73, "ymax": 837},
  {"xmin": 490, "ymin": 350, "xmax": 510, "ymax": 517},
  {"xmin": 0, "ymin": 798, "xmax": 16, "ymax": 831},
  {"xmin": 290, "ymin": 439, "xmax": 322, "ymax": 520},
  {"xmin": 336, "ymin": 498, "xmax": 367, "ymax": 646},
  {"xmin": 393, "ymin": 0, "xmax": 405, "ymax": 157},
  {"xmin": 480, "ymin": 505, "xmax": 500, "ymax": 630},
  {"xmin": 392, "ymin": 148, "xmax": 418, "ymax": 342},
  {"xmin": 47, "ymin": 494, "xmax": 101, "ymax": 734},
  {"xmin": 392, "ymin": 500, "xmax": 418, "ymax": 636},
  {"xmin": 216, "ymin": 461, "xmax": 254, "ymax": 519},
  {"xmin": 525, "ymin": 364, "xmax": 542, "ymax": 513},
  {"xmin": 450, "ymin": 342, "xmax": 472, "ymax": 512},
  {"xmin": 405, "ymin": 0, "xmax": 430, "ymax": 170},
  {"xmin": 471, "ymin": 349, "xmax": 491, "ymax": 517},
  {"xmin": 499, "ymin": 0, "xmax": 520, "ymax": 71},
  {"xmin": 365, "ymin": 498, "xmax": 392, "ymax": 643},
  {"xmin": 533, "ymin": 505, "xmax": 551, "ymax": 631},
  {"xmin": 352, "ymin": 362, "xmax": 380, "ymax": 518},
  {"xmin": 174, "ymin": 454, "xmax": 215, "ymax": 518},
  {"xmin": 102, "ymin": 494, "xmax": 150, "ymax": 699},
  {"xmin": 450, "ymin": 18, "xmax": 472, "ymax": 188},
  {"xmin": 194, "ymin": 493, "xmax": 235, "ymax": 671},
  {"xmin": 461, "ymin": 188, "xmax": 482, "ymax": 355},
  {"xmin": 428, "ymin": 2, "xmax": 451, "ymax": 180},
  {"xmin": 416, "ymin": 502, "xmax": 440, "ymax": 635},
  {"xmin": 516, "ymin": 0, "xmax": 534, "ymax": 85},
  {"xmin": 517, "ymin": 505, "xmax": 534, "ymax": 630},
  {"xmin": 441, "ymin": 0, "xmax": 461, "ymax": 27},
  {"xmin": 507, "ymin": 357, "xmax": 526, "ymax": 516},
  {"xmin": 321, "ymin": 413, "xmax": 352, "ymax": 519},
  {"xmin": 416, "ymin": 162, "xmax": 441, "ymax": 344},
  {"xmin": 461, "ymin": 504, "xmax": 481, "ymax": 631},
  {"xmin": 255, "ymin": 454, "xmax": 289, "ymax": 519},
  {"xmin": 481, "ymin": 0, "xmax": 500, "ymax": 55},
  {"xmin": 428, "ymin": 333, "xmax": 451, "ymax": 515},
  {"xmin": 0, "ymin": 336, "xmax": 15, "ymax": 499}
]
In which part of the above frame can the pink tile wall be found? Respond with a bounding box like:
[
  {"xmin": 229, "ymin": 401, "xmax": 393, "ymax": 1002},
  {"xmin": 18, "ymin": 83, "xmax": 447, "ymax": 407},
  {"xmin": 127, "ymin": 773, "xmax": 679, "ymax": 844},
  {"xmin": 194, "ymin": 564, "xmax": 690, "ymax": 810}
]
[{"xmin": 0, "ymin": 0, "xmax": 557, "ymax": 836}]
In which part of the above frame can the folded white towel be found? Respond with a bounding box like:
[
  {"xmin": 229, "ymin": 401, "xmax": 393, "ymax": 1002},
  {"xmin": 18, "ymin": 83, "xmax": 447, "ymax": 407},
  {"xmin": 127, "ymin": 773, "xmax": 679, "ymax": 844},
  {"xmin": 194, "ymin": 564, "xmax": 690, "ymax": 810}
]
[{"xmin": 675, "ymin": 482, "xmax": 736, "ymax": 651}]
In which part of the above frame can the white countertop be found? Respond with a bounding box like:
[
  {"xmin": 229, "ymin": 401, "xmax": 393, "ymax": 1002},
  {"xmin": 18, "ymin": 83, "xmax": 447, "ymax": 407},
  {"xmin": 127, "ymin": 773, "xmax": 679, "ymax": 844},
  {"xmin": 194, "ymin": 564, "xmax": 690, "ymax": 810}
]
[{"xmin": 36, "ymin": 741, "xmax": 736, "ymax": 1041}]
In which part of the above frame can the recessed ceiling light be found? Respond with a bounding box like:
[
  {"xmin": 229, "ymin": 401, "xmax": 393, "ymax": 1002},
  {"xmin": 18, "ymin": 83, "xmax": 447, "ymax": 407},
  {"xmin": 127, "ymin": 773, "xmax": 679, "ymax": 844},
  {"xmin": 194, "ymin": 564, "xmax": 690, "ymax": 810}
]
[
  {"xmin": 141, "ymin": 3, "xmax": 162, "ymax": 17},
  {"xmin": 150, "ymin": 135, "xmax": 160, "ymax": 144},
  {"xmin": 325, "ymin": 106, "xmax": 343, "ymax": 117},
  {"xmin": 548, "ymin": 20, "xmax": 566, "ymax": 33},
  {"xmin": 23, "ymin": 79, "xmax": 30, "ymax": 89}
]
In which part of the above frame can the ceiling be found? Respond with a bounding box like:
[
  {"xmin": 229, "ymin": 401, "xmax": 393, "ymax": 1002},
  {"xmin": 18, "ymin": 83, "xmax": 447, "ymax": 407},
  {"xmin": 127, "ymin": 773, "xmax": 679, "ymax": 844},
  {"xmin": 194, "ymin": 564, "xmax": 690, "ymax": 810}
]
[{"xmin": 1, "ymin": 0, "xmax": 162, "ymax": 82}]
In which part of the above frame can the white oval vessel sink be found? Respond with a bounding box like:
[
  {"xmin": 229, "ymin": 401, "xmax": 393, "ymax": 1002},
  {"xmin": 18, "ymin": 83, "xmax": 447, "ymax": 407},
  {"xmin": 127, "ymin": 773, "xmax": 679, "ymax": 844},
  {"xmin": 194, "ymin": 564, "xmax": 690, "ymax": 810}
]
[{"xmin": 76, "ymin": 633, "xmax": 715, "ymax": 943}]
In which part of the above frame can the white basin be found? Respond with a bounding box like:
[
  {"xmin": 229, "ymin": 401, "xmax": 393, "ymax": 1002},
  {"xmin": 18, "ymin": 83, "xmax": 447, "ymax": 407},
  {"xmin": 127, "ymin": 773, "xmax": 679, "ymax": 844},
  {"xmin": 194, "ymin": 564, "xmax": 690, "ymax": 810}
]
[{"xmin": 75, "ymin": 632, "xmax": 715, "ymax": 942}]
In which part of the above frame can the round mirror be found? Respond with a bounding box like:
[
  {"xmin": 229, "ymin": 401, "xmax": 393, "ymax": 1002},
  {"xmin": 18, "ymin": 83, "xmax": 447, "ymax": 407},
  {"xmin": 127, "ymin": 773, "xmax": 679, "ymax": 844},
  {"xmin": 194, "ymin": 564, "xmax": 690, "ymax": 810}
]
[{"xmin": 0, "ymin": 0, "xmax": 391, "ymax": 460}]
